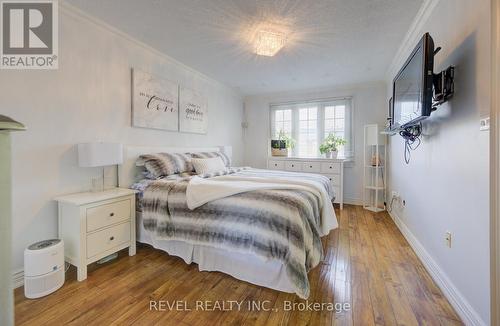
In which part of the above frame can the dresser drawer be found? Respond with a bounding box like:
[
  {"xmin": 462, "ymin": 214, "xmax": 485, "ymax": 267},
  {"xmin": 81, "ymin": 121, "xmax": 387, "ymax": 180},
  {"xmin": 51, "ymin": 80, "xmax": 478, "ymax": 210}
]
[
  {"xmin": 325, "ymin": 174, "xmax": 341, "ymax": 186},
  {"xmin": 321, "ymin": 162, "xmax": 341, "ymax": 174},
  {"xmin": 268, "ymin": 160, "xmax": 284, "ymax": 170},
  {"xmin": 285, "ymin": 161, "xmax": 302, "ymax": 171},
  {"xmin": 86, "ymin": 199, "xmax": 131, "ymax": 232},
  {"xmin": 302, "ymin": 162, "xmax": 321, "ymax": 173},
  {"xmin": 87, "ymin": 222, "xmax": 130, "ymax": 258}
]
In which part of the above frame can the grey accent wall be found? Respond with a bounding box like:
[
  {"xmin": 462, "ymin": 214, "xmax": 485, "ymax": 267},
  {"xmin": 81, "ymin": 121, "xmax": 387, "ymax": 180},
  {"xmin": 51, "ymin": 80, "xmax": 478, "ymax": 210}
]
[{"xmin": 385, "ymin": 0, "xmax": 491, "ymax": 324}]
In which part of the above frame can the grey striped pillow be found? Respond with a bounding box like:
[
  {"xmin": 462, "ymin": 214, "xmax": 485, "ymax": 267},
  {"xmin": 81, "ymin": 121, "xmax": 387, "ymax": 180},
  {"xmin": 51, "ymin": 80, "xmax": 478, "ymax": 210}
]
[
  {"xmin": 137, "ymin": 152, "xmax": 193, "ymax": 178},
  {"xmin": 191, "ymin": 151, "xmax": 231, "ymax": 167}
]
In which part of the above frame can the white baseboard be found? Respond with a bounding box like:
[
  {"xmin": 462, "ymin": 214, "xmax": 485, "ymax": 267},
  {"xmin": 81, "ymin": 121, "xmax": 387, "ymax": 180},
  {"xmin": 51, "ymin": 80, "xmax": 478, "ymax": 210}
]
[
  {"xmin": 12, "ymin": 269, "xmax": 24, "ymax": 289},
  {"xmin": 388, "ymin": 210, "xmax": 486, "ymax": 326},
  {"xmin": 343, "ymin": 197, "xmax": 363, "ymax": 206}
]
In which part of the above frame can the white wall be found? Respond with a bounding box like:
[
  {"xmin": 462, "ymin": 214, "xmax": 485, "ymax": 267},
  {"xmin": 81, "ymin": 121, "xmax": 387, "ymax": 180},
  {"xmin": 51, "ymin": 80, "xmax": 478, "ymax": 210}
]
[
  {"xmin": 386, "ymin": 0, "xmax": 490, "ymax": 324},
  {"xmin": 0, "ymin": 5, "xmax": 244, "ymax": 274},
  {"xmin": 243, "ymin": 82, "xmax": 387, "ymax": 204}
]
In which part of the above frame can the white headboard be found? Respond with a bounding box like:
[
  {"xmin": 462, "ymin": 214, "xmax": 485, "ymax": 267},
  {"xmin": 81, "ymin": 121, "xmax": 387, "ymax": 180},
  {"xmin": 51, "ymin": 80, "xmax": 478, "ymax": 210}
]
[{"xmin": 118, "ymin": 145, "xmax": 227, "ymax": 188}]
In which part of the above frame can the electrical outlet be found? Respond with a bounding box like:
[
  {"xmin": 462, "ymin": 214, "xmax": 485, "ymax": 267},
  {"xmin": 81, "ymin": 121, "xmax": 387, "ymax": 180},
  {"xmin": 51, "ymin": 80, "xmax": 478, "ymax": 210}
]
[
  {"xmin": 391, "ymin": 191, "xmax": 400, "ymax": 199},
  {"xmin": 480, "ymin": 117, "xmax": 490, "ymax": 131},
  {"xmin": 445, "ymin": 232, "xmax": 452, "ymax": 248}
]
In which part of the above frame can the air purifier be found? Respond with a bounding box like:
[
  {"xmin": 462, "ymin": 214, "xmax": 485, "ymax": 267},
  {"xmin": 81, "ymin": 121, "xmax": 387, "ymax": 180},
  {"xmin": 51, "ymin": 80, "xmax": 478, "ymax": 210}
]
[{"xmin": 24, "ymin": 239, "xmax": 65, "ymax": 299}]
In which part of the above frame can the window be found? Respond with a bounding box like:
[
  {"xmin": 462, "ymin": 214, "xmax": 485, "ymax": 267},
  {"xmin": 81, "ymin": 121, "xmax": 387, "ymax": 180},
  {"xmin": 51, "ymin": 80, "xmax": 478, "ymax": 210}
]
[
  {"xmin": 270, "ymin": 98, "xmax": 353, "ymax": 158},
  {"xmin": 324, "ymin": 105, "xmax": 345, "ymax": 139},
  {"xmin": 273, "ymin": 109, "xmax": 292, "ymax": 138},
  {"xmin": 298, "ymin": 107, "xmax": 318, "ymax": 157}
]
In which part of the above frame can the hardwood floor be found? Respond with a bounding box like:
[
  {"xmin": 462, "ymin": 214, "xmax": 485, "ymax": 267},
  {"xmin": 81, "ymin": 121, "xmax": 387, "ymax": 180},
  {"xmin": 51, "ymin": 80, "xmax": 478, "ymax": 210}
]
[{"xmin": 15, "ymin": 205, "xmax": 462, "ymax": 325}]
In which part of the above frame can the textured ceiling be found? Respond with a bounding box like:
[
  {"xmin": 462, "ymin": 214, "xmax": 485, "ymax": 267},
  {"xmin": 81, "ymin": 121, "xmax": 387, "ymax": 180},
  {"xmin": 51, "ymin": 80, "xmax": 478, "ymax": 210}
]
[{"xmin": 67, "ymin": 0, "xmax": 423, "ymax": 95}]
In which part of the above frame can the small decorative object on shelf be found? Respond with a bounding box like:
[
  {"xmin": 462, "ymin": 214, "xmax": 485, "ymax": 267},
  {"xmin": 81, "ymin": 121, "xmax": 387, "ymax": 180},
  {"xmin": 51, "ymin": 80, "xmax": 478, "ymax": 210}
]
[
  {"xmin": 271, "ymin": 130, "xmax": 295, "ymax": 157},
  {"xmin": 371, "ymin": 154, "xmax": 382, "ymax": 167},
  {"xmin": 271, "ymin": 139, "xmax": 288, "ymax": 156},
  {"xmin": 319, "ymin": 133, "xmax": 346, "ymax": 159}
]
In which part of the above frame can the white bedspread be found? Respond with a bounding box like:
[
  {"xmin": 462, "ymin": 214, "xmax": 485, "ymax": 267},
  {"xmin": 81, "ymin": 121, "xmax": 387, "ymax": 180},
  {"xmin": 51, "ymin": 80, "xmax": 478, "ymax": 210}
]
[{"xmin": 186, "ymin": 174, "xmax": 338, "ymax": 236}]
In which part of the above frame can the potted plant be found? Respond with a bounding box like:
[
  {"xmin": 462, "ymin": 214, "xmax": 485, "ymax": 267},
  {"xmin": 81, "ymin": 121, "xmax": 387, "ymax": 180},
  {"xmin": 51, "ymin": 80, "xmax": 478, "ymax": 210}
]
[
  {"xmin": 271, "ymin": 130, "xmax": 296, "ymax": 156},
  {"xmin": 319, "ymin": 133, "xmax": 346, "ymax": 159}
]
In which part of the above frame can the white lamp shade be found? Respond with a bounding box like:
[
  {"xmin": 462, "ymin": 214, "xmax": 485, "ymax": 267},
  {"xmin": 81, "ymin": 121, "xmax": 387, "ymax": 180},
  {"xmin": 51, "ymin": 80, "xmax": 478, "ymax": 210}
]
[{"xmin": 78, "ymin": 143, "xmax": 123, "ymax": 167}]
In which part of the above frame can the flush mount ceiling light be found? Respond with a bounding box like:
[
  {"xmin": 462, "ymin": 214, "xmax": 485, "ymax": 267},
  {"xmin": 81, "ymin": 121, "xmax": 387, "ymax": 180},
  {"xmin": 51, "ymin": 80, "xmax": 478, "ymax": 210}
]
[{"xmin": 253, "ymin": 29, "xmax": 286, "ymax": 56}]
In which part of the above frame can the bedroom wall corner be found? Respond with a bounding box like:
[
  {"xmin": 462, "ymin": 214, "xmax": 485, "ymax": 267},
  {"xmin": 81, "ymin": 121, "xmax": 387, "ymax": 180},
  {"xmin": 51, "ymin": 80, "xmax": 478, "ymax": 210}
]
[{"xmin": 0, "ymin": 4, "xmax": 244, "ymax": 278}]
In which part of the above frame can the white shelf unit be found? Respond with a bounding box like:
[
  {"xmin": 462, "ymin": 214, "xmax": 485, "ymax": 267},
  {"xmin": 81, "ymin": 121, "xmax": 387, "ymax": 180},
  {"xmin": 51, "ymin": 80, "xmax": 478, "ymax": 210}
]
[{"xmin": 363, "ymin": 124, "xmax": 386, "ymax": 212}]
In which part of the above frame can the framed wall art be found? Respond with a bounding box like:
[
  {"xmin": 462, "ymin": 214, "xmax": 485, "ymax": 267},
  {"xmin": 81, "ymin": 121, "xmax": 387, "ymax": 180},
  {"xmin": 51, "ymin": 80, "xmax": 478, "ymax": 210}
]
[
  {"xmin": 132, "ymin": 68, "xmax": 179, "ymax": 131},
  {"xmin": 179, "ymin": 86, "xmax": 208, "ymax": 134}
]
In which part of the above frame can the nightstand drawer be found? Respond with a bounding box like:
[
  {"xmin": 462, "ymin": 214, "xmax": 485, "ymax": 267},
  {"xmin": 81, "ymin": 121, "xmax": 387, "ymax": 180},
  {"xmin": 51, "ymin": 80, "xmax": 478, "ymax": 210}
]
[
  {"xmin": 87, "ymin": 222, "xmax": 130, "ymax": 258},
  {"xmin": 86, "ymin": 199, "xmax": 131, "ymax": 232}
]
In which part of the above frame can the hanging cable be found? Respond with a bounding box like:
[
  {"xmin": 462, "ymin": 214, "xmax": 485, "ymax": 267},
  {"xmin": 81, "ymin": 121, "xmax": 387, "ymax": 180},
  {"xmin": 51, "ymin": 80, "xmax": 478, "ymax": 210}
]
[
  {"xmin": 399, "ymin": 123, "xmax": 422, "ymax": 164},
  {"xmin": 387, "ymin": 196, "xmax": 397, "ymax": 213}
]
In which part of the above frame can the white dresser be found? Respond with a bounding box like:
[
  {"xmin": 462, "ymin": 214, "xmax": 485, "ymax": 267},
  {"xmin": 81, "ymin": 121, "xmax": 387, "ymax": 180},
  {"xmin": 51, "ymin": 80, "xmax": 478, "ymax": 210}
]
[
  {"xmin": 55, "ymin": 188, "xmax": 137, "ymax": 281},
  {"xmin": 267, "ymin": 157, "xmax": 345, "ymax": 209}
]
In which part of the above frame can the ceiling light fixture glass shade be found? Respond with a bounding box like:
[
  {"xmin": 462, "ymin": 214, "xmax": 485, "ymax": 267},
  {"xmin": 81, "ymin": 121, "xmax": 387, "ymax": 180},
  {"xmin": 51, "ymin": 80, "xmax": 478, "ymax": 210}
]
[{"xmin": 254, "ymin": 30, "xmax": 286, "ymax": 56}]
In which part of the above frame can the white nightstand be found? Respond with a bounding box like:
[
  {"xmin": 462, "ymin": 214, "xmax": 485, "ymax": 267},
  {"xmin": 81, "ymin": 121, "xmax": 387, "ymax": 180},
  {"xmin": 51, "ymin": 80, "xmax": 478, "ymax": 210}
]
[{"xmin": 54, "ymin": 188, "xmax": 137, "ymax": 281}]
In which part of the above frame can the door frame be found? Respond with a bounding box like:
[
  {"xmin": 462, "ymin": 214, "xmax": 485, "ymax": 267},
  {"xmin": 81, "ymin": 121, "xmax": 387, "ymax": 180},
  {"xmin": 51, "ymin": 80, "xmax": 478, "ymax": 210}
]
[{"xmin": 491, "ymin": 0, "xmax": 500, "ymax": 324}]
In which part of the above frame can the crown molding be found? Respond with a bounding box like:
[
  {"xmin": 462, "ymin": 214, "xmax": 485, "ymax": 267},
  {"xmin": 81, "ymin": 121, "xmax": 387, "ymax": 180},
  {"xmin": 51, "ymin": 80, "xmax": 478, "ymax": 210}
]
[{"xmin": 385, "ymin": 0, "xmax": 441, "ymax": 81}]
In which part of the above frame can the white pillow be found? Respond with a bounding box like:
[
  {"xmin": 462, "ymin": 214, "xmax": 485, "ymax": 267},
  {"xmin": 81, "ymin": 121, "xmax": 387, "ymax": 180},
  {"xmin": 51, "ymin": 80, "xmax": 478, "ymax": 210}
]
[{"xmin": 191, "ymin": 157, "xmax": 227, "ymax": 175}]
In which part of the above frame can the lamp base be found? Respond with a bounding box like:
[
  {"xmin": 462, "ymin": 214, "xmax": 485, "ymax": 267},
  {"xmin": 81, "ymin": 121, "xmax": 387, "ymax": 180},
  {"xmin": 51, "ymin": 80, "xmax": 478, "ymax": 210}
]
[{"xmin": 90, "ymin": 176, "xmax": 104, "ymax": 192}]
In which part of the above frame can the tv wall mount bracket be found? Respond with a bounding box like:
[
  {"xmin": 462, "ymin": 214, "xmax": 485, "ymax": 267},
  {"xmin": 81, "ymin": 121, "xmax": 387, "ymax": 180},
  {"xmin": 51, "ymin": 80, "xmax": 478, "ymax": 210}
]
[{"xmin": 431, "ymin": 47, "xmax": 455, "ymax": 110}]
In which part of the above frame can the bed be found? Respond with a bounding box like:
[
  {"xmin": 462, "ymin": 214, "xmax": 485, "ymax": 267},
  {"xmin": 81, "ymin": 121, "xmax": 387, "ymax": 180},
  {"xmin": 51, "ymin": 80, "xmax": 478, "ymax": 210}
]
[{"xmin": 118, "ymin": 146, "xmax": 338, "ymax": 298}]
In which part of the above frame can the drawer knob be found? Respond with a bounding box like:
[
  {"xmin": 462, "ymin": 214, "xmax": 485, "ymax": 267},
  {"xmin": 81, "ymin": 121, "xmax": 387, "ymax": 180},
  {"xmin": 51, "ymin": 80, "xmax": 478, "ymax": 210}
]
[
  {"xmin": 110, "ymin": 236, "xmax": 115, "ymax": 241},
  {"xmin": 309, "ymin": 165, "xmax": 312, "ymax": 168},
  {"xmin": 291, "ymin": 164, "xmax": 294, "ymax": 167},
  {"xmin": 109, "ymin": 212, "xmax": 114, "ymax": 217},
  {"xmin": 329, "ymin": 166, "xmax": 332, "ymax": 169}
]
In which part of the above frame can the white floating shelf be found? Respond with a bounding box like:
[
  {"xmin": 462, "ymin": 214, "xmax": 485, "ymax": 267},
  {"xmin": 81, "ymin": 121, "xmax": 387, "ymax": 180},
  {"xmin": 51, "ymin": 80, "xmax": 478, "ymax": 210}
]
[{"xmin": 365, "ymin": 186, "xmax": 385, "ymax": 190}]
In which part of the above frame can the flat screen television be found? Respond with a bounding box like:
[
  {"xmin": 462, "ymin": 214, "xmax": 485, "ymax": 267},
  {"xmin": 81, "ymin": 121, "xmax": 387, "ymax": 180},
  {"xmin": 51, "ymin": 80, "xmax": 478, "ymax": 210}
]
[{"xmin": 391, "ymin": 33, "xmax": 435, "ymax": 129}]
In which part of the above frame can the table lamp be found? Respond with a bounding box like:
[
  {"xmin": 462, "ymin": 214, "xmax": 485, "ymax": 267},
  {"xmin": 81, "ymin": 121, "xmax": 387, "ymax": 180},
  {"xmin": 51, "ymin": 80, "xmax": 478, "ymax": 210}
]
[{"xmin": 77, "ymin": 142, "xmax": 123, "ymax": 192}]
